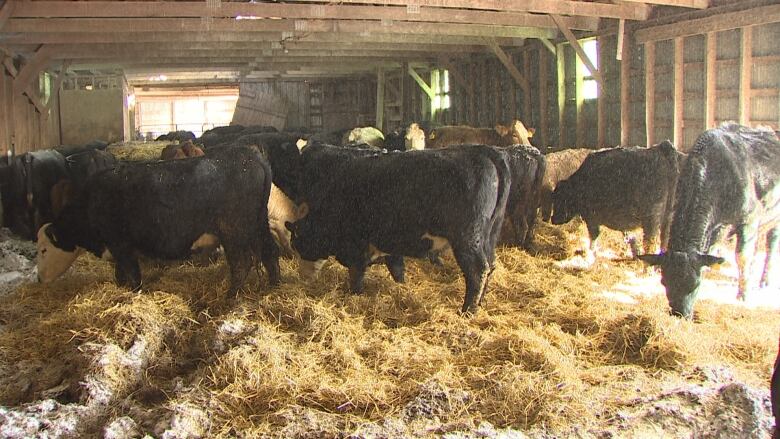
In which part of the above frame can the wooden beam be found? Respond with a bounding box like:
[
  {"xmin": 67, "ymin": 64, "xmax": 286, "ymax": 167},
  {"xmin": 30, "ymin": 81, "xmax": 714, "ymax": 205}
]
[
  {"xmin": 2, "ymin": 54, "xmax": 17, "ymax": 78},
  {"xmin": 0, "ymin": 0, "xmax": 15, "ymax": 32},
  {"xmin": 3, "ymin": 18, "xmax": 558, "ymax": 39},
  {"xmin": 673, "ymin": 37, "xmax": 684, "ymax": 148},
  {"xmin": 705, "ymin": 32, "xmax": 716, "ymax": 129},
  {"xmin": 739, "ymin": 26, "xmax": 752, "ymax": 126},
  {"xmin": 376, "ymin": 67, "xmax": 385, "ymax": 131},
  {"xmin": 407, "ymin": 65, "xmax": 434, "ymax": 99},
  {"xmin": 635, "ymin": 4, "xmax": 780, "ymax": 43},
  {"xmin": 620, "ymin": 23, "xmax": 632, "ymax": 146},
  {"xmin": 284, "ymin": 0, "xmax": 650, "ymax": 21},
  {"xmin": 539, "ymin": 47, "xmax": 549, "ymax": 147},
  {"xmin": 616, "ymin": 19, "xmax": 625, "ymax": 61},
  {"xmin": 438, "ymin": 57, "xmax": 473, "ymax": 100},
  {"xmin": 597, "ymin": 36, "xmax": 606, "ymax": 147},
  {"xmin": 45, "ymin": 60, "xmax": 71, "ymax": 112},
  {"xmin": 11, "ymin": 2, "xmax": 600, "ymax": 31},
  {"xmin": 645, "ymin": 42, "xmax": 656, "ymax": 146},
  {"xmin": 1, "ymin": 31, "xmax": 525, "ymax": 47},
  {"xmin": 557, "ymin": 42, "xmax": 566, "ymax": 148},
  {"xmin": 538, "ymin": 38, "xmax": 557, "ymax": 56},
  {"xmin": 14, "ymin": 45, "xmax": 53, "ymax": 95},
  {"xmin": 523, "ymin": 51, "xmax": 531, "ymax": 124},
  {"xmin": 618, "ymin": 0, "xmax": 708, "ymax": 7},
  {"xmin": 486, "ymin": 39, "xmax": 530, "ymax": 95},
  {"xmin": 551, "ymin": 14, "xmax": 603, "ymax": 87},
  {"xmin": 50, "ymin": 48, "xmax": 440, "ymax": 60},
  {"xmin": 575, "ymin": 41, "xmax": 585, "ymax": 146}
]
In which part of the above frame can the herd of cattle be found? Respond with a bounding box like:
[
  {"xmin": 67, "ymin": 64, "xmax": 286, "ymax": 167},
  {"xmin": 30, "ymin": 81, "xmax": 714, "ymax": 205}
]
[
  {"xmin": 0, "ymin": 120, "xmax": 775, "ymax": 319},
  {"xmin": 1, "ymin": 119, "xmax": 778, "ymax": 432}
]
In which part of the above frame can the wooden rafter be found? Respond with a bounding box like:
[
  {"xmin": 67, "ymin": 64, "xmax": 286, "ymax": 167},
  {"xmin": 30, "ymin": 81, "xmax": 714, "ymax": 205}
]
[
  {"xmin": 407, "ymin": 65, "xmax": 434, "ymax": 99},
  {"xmin": 538, "ymin": 38, "xmax": 556, "ymax": 56},
  {"xmin": 44, "ymin": 60, "xmax": 71, "ymax": 112},
  {"xmin": 550, "ymin": 14, "xmax": 603, "ymax": 86},
  {"xmin": 14, "ymin": 45, "xmax": 54, "ymax": 95},
  {"xmin": 635, "ymin": 3, "xmax": 780, "ymax": 43},
  {"xmin": 486, "ymin": 39, "xmax": 530, "ymax": 94},
  {"xmin": 284, "ymin": 0, "xmax": 650, "ymax": 20},
  {"xmin": 618, "ymin": 0, "xmax": 708, "ymax": 7},
  {"xmin": 0, "ymin": 31, "xmax": 526, "ymax": 46},
  {"xmin": 49, "ymin": 48, "xmax": 444, "ymax": 60},
  {"xmin": 3, "ymin": 18, "xmax": 558, "ymax": 39},
  {"xmin": 0, "ymin": 0, "xmax": 14, "ymax": 32},
  {"xmin": 12, "ymin": 2, "xmax": 600, "ymax": 31}
]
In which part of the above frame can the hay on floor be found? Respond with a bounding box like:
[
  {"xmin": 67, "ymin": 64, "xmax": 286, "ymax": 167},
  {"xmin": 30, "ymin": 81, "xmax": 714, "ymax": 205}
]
[{"xmin": 0, "ymin": 221, "xmax": 775, "ymax": 437}]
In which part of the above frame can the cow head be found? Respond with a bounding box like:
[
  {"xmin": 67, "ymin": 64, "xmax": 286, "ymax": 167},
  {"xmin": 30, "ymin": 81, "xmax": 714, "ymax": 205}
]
[
  {"xmin": 404, "ymin": 123, "xmax": 426, "ymax": 150},
  {"xmin": 638, "ymin": 251, "xmax": 724, "ymax": 318},
  {"xmin": 37, "ymin": 223, "xmax": 83, "ymax": 283},
  {"xmin": 550, "ymin": 179, "xmax": 578, "ymax": 225},
  {"xmin": 509, "ymin": 120, "xmax": 535, "ymax": 146}
]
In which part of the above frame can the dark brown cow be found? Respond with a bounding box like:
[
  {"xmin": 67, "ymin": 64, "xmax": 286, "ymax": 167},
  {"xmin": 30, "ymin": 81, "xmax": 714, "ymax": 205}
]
[{"xmin": 427, "ymin": 119, "xmax": 534, "ymax": 149}]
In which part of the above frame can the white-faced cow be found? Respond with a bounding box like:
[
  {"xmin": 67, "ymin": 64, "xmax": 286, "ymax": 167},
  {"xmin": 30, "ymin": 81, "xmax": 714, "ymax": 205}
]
[
  {"xmin": 37, "ymin": 146, "xmax": 280, "ymax": 294},
  {"xmin": 639, "ymin": 123, "xmax": 780, "ymax": 318}
]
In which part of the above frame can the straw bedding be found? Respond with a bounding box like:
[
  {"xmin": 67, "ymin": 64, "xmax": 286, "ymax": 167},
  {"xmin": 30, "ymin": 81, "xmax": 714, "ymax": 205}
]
[{"xmin": 0, "ymin": 216, "xmax": 775, "ymax": 437}]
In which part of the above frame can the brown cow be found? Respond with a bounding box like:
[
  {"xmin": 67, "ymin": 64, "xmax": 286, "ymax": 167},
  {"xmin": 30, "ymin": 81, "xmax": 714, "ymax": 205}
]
[
  {"xmin": 540, "ymin": 148, "xmax": 593, "ymax": 222},
  {"xmin": 160, "ymin": 140, "xmax": 204, "ymax": 160},
  {"xmin": 427, "ymin": 119, "xmax": 534, "ymax": 149}
]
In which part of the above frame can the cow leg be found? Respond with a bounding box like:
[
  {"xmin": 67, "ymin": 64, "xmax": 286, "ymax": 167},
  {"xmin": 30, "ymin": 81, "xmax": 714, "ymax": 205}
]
[
  {"xmin": 642, "ymin": 219, "xmax": 662, "ymax": 255},
  {"xmin": 452, "ymin": 244, "xmax": 490, "ymax": 314},
  {"xmin": 735, "ymin": 225, "xmax": 759, "ymax": 301},
  {"xmin": 348, "ymin": 264, "xmax": 367, "ymax": 294},
  {"xmin": 257, "ymin": 226, "xmax": 281, "ymax": 287},
  {"xmin": 223, "ymin": 244, "xmax": 252, "ymax": 295},
  {"xmin": 761, "ymin": 227, "xmax": 779, "ymax": 288},
  {"xmin": 112, "ymin": 251, "xmax": 142, "ymax": 291},
  {"xmin": 540, "ymin": 190, "xmax": 553, "ymax": 223},
  {"xmin": 584, "ymin": 222, "xmax": 600, "ymax": 262},
  {"xmin": 523, "ymin": 210, "xmax": 538, "ymax": 249},
  {"xmin": 384, "ymin": 255, "xmax": 405, "ymax": 283}
]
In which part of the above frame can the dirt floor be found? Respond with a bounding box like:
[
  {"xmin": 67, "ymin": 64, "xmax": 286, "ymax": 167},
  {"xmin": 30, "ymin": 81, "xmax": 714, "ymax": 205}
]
[{"xmin": 0, "ymin": 220, "xmax": 777, "ymax": 438}]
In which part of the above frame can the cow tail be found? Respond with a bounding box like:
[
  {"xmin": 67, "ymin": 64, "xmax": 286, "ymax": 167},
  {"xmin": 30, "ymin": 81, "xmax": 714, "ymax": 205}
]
[
  {"xmin": 489, "ymin": 148, "xmax": 512, "ymax": 235},
  {"xmin": 532, "ymin": 152, "xmax": 547, "ymax": 213}
]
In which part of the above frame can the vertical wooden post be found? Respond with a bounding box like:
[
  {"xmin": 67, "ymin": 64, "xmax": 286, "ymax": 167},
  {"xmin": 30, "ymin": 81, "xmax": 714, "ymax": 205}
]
[
  {"xmin": 705, "ymin": 32, "xmax": 716, "ymax": 129},
  {"xmin": 620, "ymin": 22, "xmax": 632, "ymax": 146},
  {"xmin": 470, "ymin": 62, "xmax": 477, "ymax": 123},
  {"xmin": 376, "ymin": 67, "xmax": 385, "ymax": 131},
  {"xmin": 644, "ymin": 42, "xmax": 656, "ymax": 146},
  {"xmin": 556, "ymin": 42, "xmax": 565, "ymax": 147},
  {"xmin": 483, "ymin": 59, "xmax": 490, "ymax": 125},
  {"xmin": 539, "ymin": 46, "xmax": 549, "ymax": 148},
  {"xmin": 597, "ymin": 36, "xmax": 606, "ymax": 147},
  {"xmin": 575, "ymin": 44, "xmax": 585, "ymax": 146},
  {"xmin": 495, "ymin": 60, "xmax": 502, "ymax": 123},
  {"xmin": 673, "ymin": 37, "xmax": 684, "ymax": 148},
  {"xmin": 523, "ymin": 51, "xmax": 532, "ymax": 124},
  {"xmin": 400, "ymin": 62, "xmax": 407, "ymax": 125},
  {"xmin": 739, "ymin": 26, "xmax": 752, "ymax": 126}
]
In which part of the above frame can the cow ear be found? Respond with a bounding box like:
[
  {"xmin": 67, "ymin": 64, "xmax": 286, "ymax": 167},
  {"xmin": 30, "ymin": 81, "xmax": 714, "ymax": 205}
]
[
  {"xmin": 695, "ymin": 253, "xmax": 725, "ymax": 268},
  {"xmin": 295, "ymin": 202, "xmax": 309, "ymax": 219},
  {"xmin": 527, "ymin": 127, "xmax": 536, "ymax": 137},
  {"xmin": 637, "ymin": 254, "xmax": 666, "ymax": 266},
  {"xmin": 284, "ymin": 221, "xmax": 297, "ymax": 233}
]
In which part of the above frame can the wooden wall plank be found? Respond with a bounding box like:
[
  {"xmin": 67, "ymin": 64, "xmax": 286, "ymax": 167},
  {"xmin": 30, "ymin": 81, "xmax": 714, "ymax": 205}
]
[
  {"xmin": 539, "ymin": 47, "xmax": 549, "ymax": 147},
  {"xmin": 673, "ymin": 37, "xmax": 684, "ymax": 147},
  {"xmin": 620, "ymin": 23, "xmax": 632, "ymax": 146},
  {"xmin": 645, "ymin": 41, "xmax": 656, "ymax": 146},
  {"xmin": 739, "ymin": 26, "xmax": 752, "ymax": 125},
  {"xmin": 597, "ymin": 35, "xmax": 606, "ymax": 147},
  {"xmin": 705, "ymin": 32, "xmax": 716, "ymax": 129},
  {"xmin": 557, "ymin": 42, "xmax": 565, "ymax": 147}
]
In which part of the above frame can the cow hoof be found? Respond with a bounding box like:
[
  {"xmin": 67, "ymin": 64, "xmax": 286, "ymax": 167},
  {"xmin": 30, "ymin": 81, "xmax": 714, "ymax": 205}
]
[
  {"xmin": 736, "ymin": 292, "xmax": 746, "ymax": 301},
  {"xmin": 459, "ymin": 305, "xmax": 479, "ymax": 316}
]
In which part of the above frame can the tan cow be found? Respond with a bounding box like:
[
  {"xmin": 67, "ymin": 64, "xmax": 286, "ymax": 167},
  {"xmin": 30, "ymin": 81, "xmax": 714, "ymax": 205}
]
[
  {"xmin": 540, "ymin": 148, "xmax": 593, "ymax": 222},
  {"xmin": 427, "ymin": 119, "xmax": 534, "ymax": 149}
]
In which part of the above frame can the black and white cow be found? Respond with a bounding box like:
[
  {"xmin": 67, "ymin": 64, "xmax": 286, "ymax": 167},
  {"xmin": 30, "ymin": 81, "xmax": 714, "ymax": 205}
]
[
  {"xmin": 37, "ymin": 145, "xmax": 280, "ymax": 293},
  {"xmin": 772, "ymin": 334, "xmax": 780, "ymax": 439},
  {"xmin": 552, "ymin": 141, "xmax": 686, "ymax": 259},
  {"xmin": 286, "ymin": 144, "xmax": 511, "ymax": 313},
  {"xmin": 639, "ymin": 123, "xmax": 780, "ymax": 318}
]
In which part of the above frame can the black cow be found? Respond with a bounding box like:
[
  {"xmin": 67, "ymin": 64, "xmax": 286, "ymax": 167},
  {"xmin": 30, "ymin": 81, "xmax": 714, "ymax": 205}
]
[
  {"xmin": 0, "ymin": 150, "xmax": 69, "ymax": 240},
  {"xmin": 51, "ymin": 149, "xmax": 118, "ymax": 216},
  {"xmin": 287, "ymin": 144, "xmax": 511, "ymax": 313},
  {"xmin": 155, "ymin": 130, "xmax": 196, "ymax": 142},
  {"xmin": 639, "ymin": 123, "xmax": 780, "ymax": 318},
  {"xmin": 552, "ymin": 141, "xmax": 685, "ymax": 259},
  {"xmin": 36, "ymin": 146, "xmax": 280, "ymax": 293},
  {"xmin": 499, "ymin": 145, "xmax": 546, "ymax": 249},
  {"xmin": 55, "ymin": 139, "xmax": 109, "ymax": 157}
]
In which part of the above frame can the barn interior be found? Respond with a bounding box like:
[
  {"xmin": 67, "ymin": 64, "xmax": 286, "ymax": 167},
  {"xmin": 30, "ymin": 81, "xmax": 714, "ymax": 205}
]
[{"xmin": 0, "ymin": 1, "xmax": 779, "ymax": 438}]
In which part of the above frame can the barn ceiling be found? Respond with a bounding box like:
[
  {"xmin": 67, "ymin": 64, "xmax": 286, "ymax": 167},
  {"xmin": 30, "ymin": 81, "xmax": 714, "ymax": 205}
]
[{"xmin": 0, "ymin": 0, "xmax": 762, "ymax": 86}]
